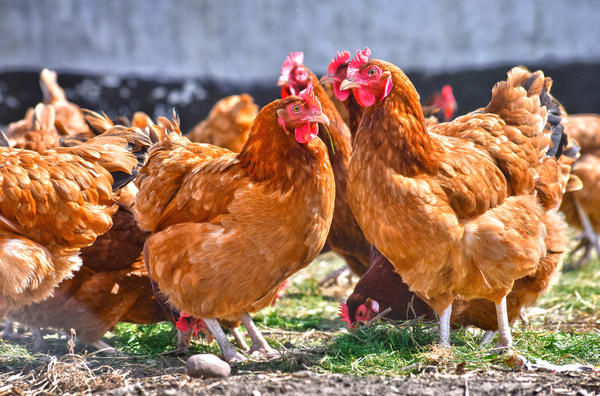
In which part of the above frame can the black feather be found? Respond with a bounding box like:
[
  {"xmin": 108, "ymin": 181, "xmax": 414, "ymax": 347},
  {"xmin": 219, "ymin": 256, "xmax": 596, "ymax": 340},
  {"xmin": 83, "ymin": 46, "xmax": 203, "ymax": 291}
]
[{"xmin": 110, "ymin": 139, "xmax": 150, "ymax": 191}]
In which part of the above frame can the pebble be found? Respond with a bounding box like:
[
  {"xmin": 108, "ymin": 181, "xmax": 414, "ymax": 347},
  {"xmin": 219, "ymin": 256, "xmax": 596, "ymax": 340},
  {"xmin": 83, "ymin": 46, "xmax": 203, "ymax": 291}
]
[{"xmin": 185, "ymin": 354, "xmax": 231, "ymax": 378}]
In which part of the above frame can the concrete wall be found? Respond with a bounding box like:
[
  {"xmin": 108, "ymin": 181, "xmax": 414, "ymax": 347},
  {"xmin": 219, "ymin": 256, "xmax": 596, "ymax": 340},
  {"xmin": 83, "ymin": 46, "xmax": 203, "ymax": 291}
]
[{"xmin": 0, "ymin": 0, "xmax": 599, "ymax": 81}]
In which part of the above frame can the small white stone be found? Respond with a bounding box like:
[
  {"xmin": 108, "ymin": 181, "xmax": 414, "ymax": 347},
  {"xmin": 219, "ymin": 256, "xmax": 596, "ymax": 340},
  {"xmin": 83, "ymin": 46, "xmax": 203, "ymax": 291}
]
[{"xmin": 185, "ymin": 353, "xmax": 231, "ymax": 378}]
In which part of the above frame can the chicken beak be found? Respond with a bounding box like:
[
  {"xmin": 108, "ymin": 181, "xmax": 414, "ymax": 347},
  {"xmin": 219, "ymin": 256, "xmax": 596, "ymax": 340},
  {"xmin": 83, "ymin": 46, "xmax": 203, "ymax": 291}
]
[
  {"xmin": 319, "ymin": 74, "xmax": 335, "ymax": 85},
  {"xmin": 310, "ymin": 113, "xmax": 329, "ymax": 126},
  {"xmin": 339, "ymin": 79, "xmax": 361, "ymax": 91},
  {"xmin": 277, "ymin": 76, "xmax": 288, "ymax": 86}
]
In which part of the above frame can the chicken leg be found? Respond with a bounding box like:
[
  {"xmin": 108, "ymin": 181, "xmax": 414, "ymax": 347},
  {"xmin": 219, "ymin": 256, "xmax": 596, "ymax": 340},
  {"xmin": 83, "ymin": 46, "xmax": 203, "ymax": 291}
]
[
  {"xmin": 176, "ymin": 329, "xmax": 193, "ymax": 353},
  {"xmin": 31, "ymin": 327, "xmax": 48, "ymax": 351},
  {"xmin": 480, "ymin": 330, "xmax": 497, "ymax": 346},
  {"xmin": 241, "ymin": 312, "xmax": 277, "ymax": 358},
  {"xmin": 202, "ymin": 318, "xmax": 246, "ymax": 362},
  {"xmin": 230, "ymin": 327, "xmax": 250, "ymax": 352},
  {"xmin": 439, "ymin": 303, "xmax": 453, "ymax": 347},
  {"xmin": 495, "ymin": 295, "xmax": 513, "ymax": 350},
  {"xmin": 570, "ymin": 196, "xmax": 600, "ymax": 267},
  {"xmin": 1, "ymin": 319, "xmax": 15, "ymax": 339},
  {"xmin": 318, "ymin": 265, "xmax": 350, "ymax": 287}
]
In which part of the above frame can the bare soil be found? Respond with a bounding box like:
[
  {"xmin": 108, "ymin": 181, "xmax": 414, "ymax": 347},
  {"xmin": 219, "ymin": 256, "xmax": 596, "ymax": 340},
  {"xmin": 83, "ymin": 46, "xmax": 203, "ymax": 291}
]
[{"xmin": 63, "ymin": 370, "xmax": 600, "ymax": 395}]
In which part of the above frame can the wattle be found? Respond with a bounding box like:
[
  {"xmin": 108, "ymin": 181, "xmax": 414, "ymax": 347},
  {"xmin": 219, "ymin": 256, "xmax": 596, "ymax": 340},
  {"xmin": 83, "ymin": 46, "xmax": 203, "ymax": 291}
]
[
  {"xmin": 294, "ymin": 122, "xmax": 318, "ymax": 144},
  {"xmin": 354, "ymin": 88, "xmax": 376, "ymax": 107},
  {"xmin": 334, "ymin": 83, "xmax": 350, "ymax": 101}
]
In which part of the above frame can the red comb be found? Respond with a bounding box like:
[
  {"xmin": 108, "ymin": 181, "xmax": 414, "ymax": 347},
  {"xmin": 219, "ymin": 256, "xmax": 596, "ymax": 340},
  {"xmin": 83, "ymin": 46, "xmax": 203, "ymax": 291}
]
[
  {"xmin": 441, "ymin": 85, "xmax": 454, "ymax": 101},
  {"xmin": 281, "ymin": 51, "xmax": 304, "ymax": 80},
  {"xmin": 328, "ymin": 50, "xmax": 351, "ymax": 75},
  {"xmin": 338, "ymin": 302, "xmax": 352, "ymax": 327},
  {"xmin": 348, "ymin": 47, "xmax": 371, "ymax": 75},
  {"xmin": 298, "ymin": 82, "xmax": 322, "ymax": 113}
]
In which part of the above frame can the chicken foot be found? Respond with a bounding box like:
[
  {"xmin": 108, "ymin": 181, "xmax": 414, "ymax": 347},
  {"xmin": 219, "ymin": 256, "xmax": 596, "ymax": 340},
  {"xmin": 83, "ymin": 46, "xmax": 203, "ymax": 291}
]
[
  {"xmin": 439, "ymin": 303, "xmax": 452, "ymax": 347},
  {"xmin": 241, "ymin": 312, "xmax": 278, "ymax": 358},
  {"xmin": 202, "ymin": 318, "xmax": 246, "ymax": 362},
  {"xmin": 570, "ymin": 196, "xmax": 600, "ymax": 267},
  {"xmin": 90, "ymin": 340, "xmax": 122, "ymax": 355}
]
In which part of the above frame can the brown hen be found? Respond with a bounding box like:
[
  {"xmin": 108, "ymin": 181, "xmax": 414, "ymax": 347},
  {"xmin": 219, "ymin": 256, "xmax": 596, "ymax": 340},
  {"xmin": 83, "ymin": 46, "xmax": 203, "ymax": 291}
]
[
  {"xmin": 135, "ymin": 88, "xmax": 334, "ymax": 362},
  {"xmin": 187, "ymin": 94, "xmax": 258, "ymax": 152},
  {"xmin": 343, "ymin": 48, "xmax": 573, "ymax": 349},
  {"xmin": 0, "ymin": 124, "xmax": 151, "ymax": 320}
]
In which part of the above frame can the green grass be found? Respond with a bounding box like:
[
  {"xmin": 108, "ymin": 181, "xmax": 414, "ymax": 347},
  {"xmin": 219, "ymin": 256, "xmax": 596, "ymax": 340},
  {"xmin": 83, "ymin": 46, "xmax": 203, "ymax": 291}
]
[
  {"xmin": 2, "ymin": 251, "xmax": 600, "ymax": 377},
  {"xmin": 253, "ymin": 279, "xmax": 342, "ymax": 332},
  {"xmin": 539, "ymin": 256, "xmax": 600, "ymax": 316},
  {"xmin": 111, "ymin": 322, "xmax": 178, "ymax": 355}
]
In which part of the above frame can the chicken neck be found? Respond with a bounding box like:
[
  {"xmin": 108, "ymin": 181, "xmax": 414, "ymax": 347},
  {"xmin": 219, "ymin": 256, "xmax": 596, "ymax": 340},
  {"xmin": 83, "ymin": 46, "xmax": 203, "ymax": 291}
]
[{"xmin": 353, "ymin": 67, "xmax": 442, "ymax": 177}]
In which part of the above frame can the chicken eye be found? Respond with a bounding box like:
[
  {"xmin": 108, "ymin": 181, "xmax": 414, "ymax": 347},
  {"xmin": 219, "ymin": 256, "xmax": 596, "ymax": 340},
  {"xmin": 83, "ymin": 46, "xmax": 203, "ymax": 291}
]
[
  {"xmin": 290, "ymin": 104, "xmax": 301, "ymax": 113},
  {"xmin": 367, "ymin": 67, "xmax": 378, "ymax": 77}
]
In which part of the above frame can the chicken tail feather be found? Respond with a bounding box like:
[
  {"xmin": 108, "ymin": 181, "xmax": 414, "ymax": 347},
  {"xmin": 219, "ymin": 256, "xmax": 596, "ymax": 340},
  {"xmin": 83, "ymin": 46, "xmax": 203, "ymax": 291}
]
[
  {"xmin": 83, "ymin": 109, "xmax": 115, "ymax": 136},
  {"xmin": 55, "ymin": 126, "xmax": 153, "ymax": 191}
]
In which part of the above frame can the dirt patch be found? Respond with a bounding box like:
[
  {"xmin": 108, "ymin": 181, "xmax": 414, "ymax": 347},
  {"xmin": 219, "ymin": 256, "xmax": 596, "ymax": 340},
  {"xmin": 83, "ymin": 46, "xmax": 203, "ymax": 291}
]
[
  {"xmin": 54, "ymin": 370, "xmax": 600, "ymax": 395},
  {"xmin": 2, "ymin": 357, "xmax": 599, "ymax": 396}
]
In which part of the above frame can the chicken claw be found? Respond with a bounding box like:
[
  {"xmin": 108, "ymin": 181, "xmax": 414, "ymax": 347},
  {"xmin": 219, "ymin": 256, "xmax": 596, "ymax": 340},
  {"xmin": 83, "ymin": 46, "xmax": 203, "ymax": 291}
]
[
  {"xmin": 203, "ymin": 318, "xmax": 246, "ymax": 363},
  {"xmin": 241, "ymin": 313, "xmax": 278, "ymax": 359}
]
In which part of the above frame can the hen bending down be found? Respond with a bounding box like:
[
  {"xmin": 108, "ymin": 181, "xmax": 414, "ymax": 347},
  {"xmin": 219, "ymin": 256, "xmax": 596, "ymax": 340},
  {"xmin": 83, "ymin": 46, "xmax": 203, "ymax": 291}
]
[
  {"xmin": 342, "ymin": 207, "xmax": 568, "ymax": 341},
  {"xmin": 343, "ymin": 48, "xmax": 573, "ymax": 350},
  {"xmin": 135, "ymin": 87, "xmax": 334, "ymax": 362},
  {"xmin": 0, "ymin": 125, "xmax": 152, "ymax": 319}
]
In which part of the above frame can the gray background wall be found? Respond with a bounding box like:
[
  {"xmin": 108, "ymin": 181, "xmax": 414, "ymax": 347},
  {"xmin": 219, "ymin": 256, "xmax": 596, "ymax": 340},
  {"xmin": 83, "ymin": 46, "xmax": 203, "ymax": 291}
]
[{"xmin": 1, "ymin": 0, "xmax": 599, "ymax": 81}]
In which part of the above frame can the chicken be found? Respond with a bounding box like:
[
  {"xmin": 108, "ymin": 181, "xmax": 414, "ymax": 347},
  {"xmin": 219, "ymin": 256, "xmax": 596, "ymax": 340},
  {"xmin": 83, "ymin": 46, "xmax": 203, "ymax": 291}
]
[
  {"xmin": 342, "ymin": 48, "xmax": 573, "ymax": 350},
  {"xmin": 135, "ymin": 86, "xmax": 334, "ymax": 362},
  {"xmin": 321, "ymin": 52, "xmax": 457, "ymax": 135},
  {"xmin": 7, "ymin": 104, "xmax": 63, "ymax": 152},
  {"xmin": 5, "ymin": 209, "xmax": 167, "ymax": 352},
  {"xmin": 1, "ymin": 109, "xmax": 171, "ymax": 352},
  {"xmin": 278, "ymin": 52, "xmax": 370, "ymax": 277},
  {"xmin": 424, "ymin": 85, "xmax": 458, "ymax": 123},
  {"xmin": 340, "ymin": 246, "xmax": 434, "ymax": 327},
  {"xmin": 342, "ymin": 208, "xmax": 567, "ymax": 342},
  {"xmin": 559, "ymin": 115, "xmax": 600, "ymax": 265},
  {"xmin": 6, "ymin": 69, "xmax": 95, "ymax": 150},
  {"xmin": 563, "ymin": 114, "xmax": 600, "ymax": 155},
  {"xmin": 187, "ymin": 94, "xmax": 258, "ymax": 152},
  {"xmin": 38, "ymin": 68, "xmax": 94, "ymax": 140},
  {"xmin": 0, "ymin": 124, "xmax": 152, "ymax": 320},
  {"xmin": 320, "ymin": 51, "xmax": 364, "ymax": 138}
]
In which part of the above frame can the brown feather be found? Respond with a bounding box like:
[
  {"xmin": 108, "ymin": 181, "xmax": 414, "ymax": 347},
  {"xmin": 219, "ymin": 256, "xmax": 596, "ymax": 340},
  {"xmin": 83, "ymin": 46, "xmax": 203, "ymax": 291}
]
[{"xmin": 136, "ymin": 99, "xmax": 335, "ymax": 322}]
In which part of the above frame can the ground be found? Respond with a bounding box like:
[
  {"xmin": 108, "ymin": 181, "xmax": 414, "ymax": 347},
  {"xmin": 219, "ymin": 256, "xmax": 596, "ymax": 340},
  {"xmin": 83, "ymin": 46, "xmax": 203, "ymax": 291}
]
[{"xmin": 1, "ymin": 252, "xmax": 599, "ymax": 395}]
